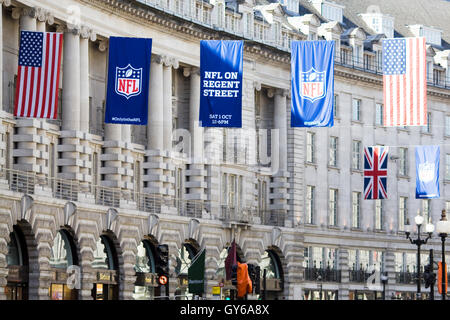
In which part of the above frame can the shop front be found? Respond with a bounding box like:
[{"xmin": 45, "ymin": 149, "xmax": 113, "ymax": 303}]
[
  {"xmin": 133, "ymin": 240, "xmax": 159, "ymax": 300},
  {"xmin": 349, "ymin": 290, "xmax": 383, "ymax": 300},
  {"xmin": 174, "ymin": 242, "xmax": 198, "ymax": 300},
  {"xmin": 91, "ymin": 234, "xmax": 120, "ymax": 300},
  {"xmin": 49, "ymin": 229, "xmax": 79, "ymax": 300}
]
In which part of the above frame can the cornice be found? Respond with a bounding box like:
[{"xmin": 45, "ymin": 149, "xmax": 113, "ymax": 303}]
[{"xmin": 80, "ymin": 0, "xmax": 291, "ymax": 65}]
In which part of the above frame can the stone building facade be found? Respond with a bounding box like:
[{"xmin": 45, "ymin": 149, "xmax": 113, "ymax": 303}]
[{"xmin": 0, "ymin": 0, "xmax": 449, "ymax": 300}]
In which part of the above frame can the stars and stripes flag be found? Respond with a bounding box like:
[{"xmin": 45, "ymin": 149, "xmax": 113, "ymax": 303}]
[
  {"xmin": 14, "ymin": 31, "xmax": 63, "ymax": 119},
  {"xmin": 364, "ymin": 146, "xmax": 389, "ymax": 200},
  {"xmin": 382, "ymin": 37, "xmax": 427, "ymax": 126}
]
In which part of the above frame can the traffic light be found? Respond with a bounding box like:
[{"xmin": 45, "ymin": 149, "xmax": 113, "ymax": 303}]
[
  {"xmin": 424, "ymin": 264, "xmax": 436, "ymax": 289},
  {"xmin": 247, "ymin": 264, "xmax": 261, "ymax": 294},
  {"xmin": 247, "ymin": 263, "xmax": 255, "ymax": 294},
  {"xmin": 156, "ymin": 244, "xmax": 169, "ymax": 278},
  {"xmin": 254, "ymin": 266, "xmax": 261, "ymax": 294},
  {"xmin": 231, "ymin": 264, "xmax": 238, "ymax": 286}
]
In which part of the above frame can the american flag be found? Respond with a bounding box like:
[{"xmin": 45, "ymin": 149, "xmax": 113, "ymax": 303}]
[
  {"xmin": 364, "ymin": 146, "xmax": 389, "ymax": 200},
  {"xmin": 382, "ymin": 37, "xmax": 427, "ymax": 126},
  {"xmin": 14, "ymin": 31, "xmax": 63, "ymax": 119}
]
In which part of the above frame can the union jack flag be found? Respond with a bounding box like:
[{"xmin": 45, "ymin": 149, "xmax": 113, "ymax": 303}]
[{"xmin": 364, "ymin": 146, "xmax": 389, "ymax": 200}]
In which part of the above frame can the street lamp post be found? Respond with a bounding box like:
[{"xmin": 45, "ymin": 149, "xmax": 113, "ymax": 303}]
[
  {"xmin": 405, "ymin": 213, "xmax": 434, "ymax": 300},
  {"xmin": 380, "ymin": 273, "xmax": 388, "ymax": 300},
  {"xmin": 435, "ymin": 209, "xmax": 450, "ymax": 300}
]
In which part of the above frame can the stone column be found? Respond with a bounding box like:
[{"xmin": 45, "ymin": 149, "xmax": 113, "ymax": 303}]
[
  {"xmin": 18, "ymin": 7, "xmax": 37, "ymax": 31},
  {"xmin": 143, "ymin": 55, "xmax": 166, "ymax": 205},
  {"xmin": 185, "ymin": 67, "xmax": 206, "ymax": 206},
  {"xmin": 162, "ymin": 57, "xmax": 175, "ymax": 151},
  {"xmin": 62, "ymin": 26, "xmax": 81, "ymax": 131},
  {"xmin": 0, "ymin": 0, "xmax": 11, "ymax": 111},
  {"xmin": 80, "ymin": 26, "xmax": 96, "ymax": 133},
  {"xmin": 148, "ymin": 55, "xmax": 164, "ymax": 151},
  {"xmin": 269, "ymin": 88, "xmax": 290, "ymax": 226},
  {"xmin": 36, "ymin": 7, "xmax": 53, "ymax": 32}
]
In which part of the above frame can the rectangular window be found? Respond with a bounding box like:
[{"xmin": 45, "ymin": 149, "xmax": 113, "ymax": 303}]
[
  {"xmin": 306, "ymin": 132, "xmax": 315, "ymax": 163},
  {"xmin": 422, "ymin": 112, "xmax": 432, "ymax": 133},
  {"xmin": 329, "ymin": 136, "xmax": 338, "ymax": 167},
  {"xmin": 221, "ymin": 173, "xmax": 227, "ymax": 205},
  {"xmin": 329, "ymin": 188, "xmax": 338, "ymax": 226},
  {"xmin": 334, "ymin": 94, "xmax": 338, "ymax": 118},
  {"xmin": 446, "ymin": 116, "xmax": 450, "ymax": 136},
  {"xmin": 398, "ymin": 147, "xmax": 408, "ymax": 176},
  {"xmin": 375, "ymin": 200, "xmax": 383, "ymax": 230},
  {"xmin": 352, "ymin": 98, "xmax": 361, "ymax": 121},
  {"xmin": 352, "ymin": 140, "xmax": 361, "ymax": 170},
  {"xmin": 352, "ymin": 192, "xmax": 361, "ymax": 229},
  {"xmin": 228, "ymin": 174, "xmax": 236, "ymax": 208},
  {"xmin": 258, "ymin": 180, "xmax": 267, "ymax": 212},
  {"xmin": 398, "ymin": 197, "xmax": 408, "ymax": 231},
  {"xmin": 306, "ymin": 186, "xmax": 315, "ymax": 224},
  {"xmin": 375, "ymin": 103, "xmax": 384, "ymax": 125}
]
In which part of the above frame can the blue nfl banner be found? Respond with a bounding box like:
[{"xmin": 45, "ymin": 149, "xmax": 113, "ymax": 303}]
[
  {"xmin": 199, "ymin": 40, "xmax": 243, "ymax": 127},
  {"xmin": 291, "ymin": 41, "xmax": 334, "ymax": 127},
  {"xmin": 416, "ymin": 145, "xmax": 440, "ymax": 199},
  {"xmin": 105, "ymin": 37, "xmax": 152, "ymax": 125}
]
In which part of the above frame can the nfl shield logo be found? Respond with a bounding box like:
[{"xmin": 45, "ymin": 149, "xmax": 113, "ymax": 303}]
[
  {"xmin": 115, "ymin": 64, "xmax": 143, "ymax": 99},
  {"xmin": 419, "ymin": 162, "xmax": 435, "ymax": 183},
  {"xmin": 300, "ymin": 68, "xmax": 326, "ymax": 102}
]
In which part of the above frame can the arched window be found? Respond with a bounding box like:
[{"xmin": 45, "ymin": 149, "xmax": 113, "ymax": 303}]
[
  {"xmin": 92, "ymin": 235, "xmax": 119, "ymax": 300},
  {"xmin": 134, "ymin": 240, "xmax": 156, "ymax": 273},
  {"xmin": 7, "ymin": 227, "xmax": 26, "ymax": 266},
  {"xmin": 175, "ymin": 243, "xmax": 197, "ymax": 276},
  {"xmin": 49, "ymin": 229, "xmax": 79, "ymax": 300},
  {"xmin": 93, "ymin": 235, "xmax": 118, "ymax": 270},
  {"xmin": 260, "ymin": 250, "xmax": 282, "ymax": 279},
  {"xmin": 50, "ymin": 230, "xmax": 77, "ymax": 269},
  {"xmin": 6, "ymin": 225, "xmax": 29, "ymax": 300}
]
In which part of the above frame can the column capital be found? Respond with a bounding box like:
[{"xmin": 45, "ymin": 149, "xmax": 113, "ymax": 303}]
[
  {"xmin": 65, "ymin": 23, "xmax": 81, "ymax": 36},
  {"xmin": 275, "ymin": 88, "xmax": 289, "ymax": 98},
  {"xmin": 36, "ymin": 7, "xmax": 53, "ymax": 24},
  {"xmin": 151, "ymin": 54, "xmax": 164, "ymax": 65},
  {"xmin": 162, "ymin": 55, "xmax": 179, "ymax": 69},
  {"xmin": 183, "ymin": 67, "xmax": 200, "ymax": 77},
  {"xmin": 254, "ymin": 81, "xmax": 261, "ymax": 91},
  {"xmin": 12, "ymin": 7, "xmax": 37, "ymax": 20},
  {"xmin": 80, "ymin": 25, "xmax": 97, "ymax": 41},
  {"xmin": 0, "ymin": 0, "xmax": 11, "ymax": 7}
]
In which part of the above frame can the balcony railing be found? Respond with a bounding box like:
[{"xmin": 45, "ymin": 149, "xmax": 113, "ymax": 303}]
[
  {"xmin": 259, "ymin": 210, "xmax": 286, "ymax": 227},
  {"xmin": 1, "ymin": 167, "xmax": 285, "ymax": 226},
  {"xmin": 304, "ymin": 267, "xmax": 342, "ymax": 283},
  {"xmin": 349, "ymin": 270, "xmax": 373, "ymax": 283}
]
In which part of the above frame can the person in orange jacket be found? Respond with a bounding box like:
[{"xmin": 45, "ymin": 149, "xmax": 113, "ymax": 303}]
[{"xmin": 236, "ymin": 262, "xmax": 252, "ymax": 298}]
